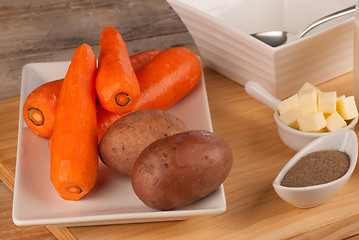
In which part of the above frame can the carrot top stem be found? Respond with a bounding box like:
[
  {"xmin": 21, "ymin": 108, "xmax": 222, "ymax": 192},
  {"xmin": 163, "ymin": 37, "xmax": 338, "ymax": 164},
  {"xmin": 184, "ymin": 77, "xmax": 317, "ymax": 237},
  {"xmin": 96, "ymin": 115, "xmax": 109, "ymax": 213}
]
[
  {"xmin": 115, "ymin": 92, "xmax": 131, "ymax": 106},
  {"xmin": 27, "ymin": 107, "xmax": 45, "ymax": 126},
  {"xmin": 67, "ymin": 186, "xmax": 83, "ymax": 194}
]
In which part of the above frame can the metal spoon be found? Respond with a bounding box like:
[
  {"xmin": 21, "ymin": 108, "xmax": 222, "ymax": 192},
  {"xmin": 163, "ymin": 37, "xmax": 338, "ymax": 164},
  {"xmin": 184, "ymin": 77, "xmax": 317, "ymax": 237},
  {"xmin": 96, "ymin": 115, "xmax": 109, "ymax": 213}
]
[{"xmin": 251, "ymin": 5, "xmax": 355, "ymax": 47}]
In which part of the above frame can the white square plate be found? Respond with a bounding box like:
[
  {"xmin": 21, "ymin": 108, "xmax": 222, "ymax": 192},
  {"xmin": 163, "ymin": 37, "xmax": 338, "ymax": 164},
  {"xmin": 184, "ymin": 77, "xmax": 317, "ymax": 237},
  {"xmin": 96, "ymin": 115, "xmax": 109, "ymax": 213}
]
[{"xmin": 12, "ymin": 61, "xmax": 226, "ymax": 227}]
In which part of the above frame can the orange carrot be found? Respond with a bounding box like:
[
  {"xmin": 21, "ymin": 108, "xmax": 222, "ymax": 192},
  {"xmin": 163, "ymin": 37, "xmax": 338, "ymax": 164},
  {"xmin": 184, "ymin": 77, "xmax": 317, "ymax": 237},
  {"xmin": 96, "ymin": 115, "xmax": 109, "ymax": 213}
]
[
  {"xmin": 23, "ymin": 79, "xmax": 63, "ymax": 138},
  {"xmin": 130, "ymin": 49, "xmax": 161, "ymax": 71},
  {"xmin": 133, "ymin": 47, "xmax": 202, "ymax": 111},
  {"xmin": 96, "ymin": 104, "xmax": 121, "ymax": 142},
  {"xmin": 50, "ymin": 105, "xmax": 119, "ymax": 149},
  {"xmin": 96, "ymin": 27, "xmax": 141, "ymax": 115},
  {"xmin": 50, "ymin": 43, "xmax": 98, "ymax": 201}
]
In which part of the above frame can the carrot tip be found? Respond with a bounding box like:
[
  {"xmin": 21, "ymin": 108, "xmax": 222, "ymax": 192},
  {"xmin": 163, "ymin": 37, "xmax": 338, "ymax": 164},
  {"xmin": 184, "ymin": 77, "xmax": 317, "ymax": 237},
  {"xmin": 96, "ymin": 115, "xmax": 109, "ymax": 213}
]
[
  {"xmin": 67, "ymin": 186, "xmax": 83, "ymax": 194},
  {"xmin": 27, "ymin": 107, "xmax": 45, "ymax": 126},
  {"xmin": 115, "ymin": 92, "xmax": 130, "ymax": 106}
]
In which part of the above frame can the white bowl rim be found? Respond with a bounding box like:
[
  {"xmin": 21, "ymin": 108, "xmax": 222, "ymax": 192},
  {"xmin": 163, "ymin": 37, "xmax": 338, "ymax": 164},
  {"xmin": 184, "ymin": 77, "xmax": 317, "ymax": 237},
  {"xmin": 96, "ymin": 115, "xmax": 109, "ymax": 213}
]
[{"xmin": 167, "ymin": 0, "xmax": 355, "ymax": 50}]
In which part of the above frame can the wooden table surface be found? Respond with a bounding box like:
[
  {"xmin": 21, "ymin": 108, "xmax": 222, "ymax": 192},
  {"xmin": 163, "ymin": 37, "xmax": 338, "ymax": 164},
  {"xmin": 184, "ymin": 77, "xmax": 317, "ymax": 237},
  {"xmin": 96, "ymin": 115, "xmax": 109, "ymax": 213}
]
[{"xmin": 3, "ymin": 1, "xmax": 359, "ymax": 239}]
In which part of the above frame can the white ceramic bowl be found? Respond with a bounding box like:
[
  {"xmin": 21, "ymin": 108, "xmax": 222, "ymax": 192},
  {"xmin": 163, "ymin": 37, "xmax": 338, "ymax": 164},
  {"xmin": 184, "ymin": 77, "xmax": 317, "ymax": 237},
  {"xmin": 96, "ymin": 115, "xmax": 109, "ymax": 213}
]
[
  {"xmin": 273, "ymin": 129, "xmax": 358, "ymax": 208},
  {"xmin": 167, "ymin": 0, "xmax": 356, "ymax": 99},
  {"xmin": 245, "ymin": 81, "xmax": 358, "ymax": 151}
]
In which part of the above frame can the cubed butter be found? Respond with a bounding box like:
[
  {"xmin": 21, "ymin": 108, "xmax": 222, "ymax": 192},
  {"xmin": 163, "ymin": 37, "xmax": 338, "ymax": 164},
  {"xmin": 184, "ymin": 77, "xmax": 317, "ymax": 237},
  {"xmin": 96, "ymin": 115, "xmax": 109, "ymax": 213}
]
[
  {"xmin": 325, "ymin": 111, "xmax": 347, "ymax": 132},
  {"xmin": 318, "ymin": 91, "xmax": 337, "ymax": 114},
  {"xmin": 336, "ymin": 95, "xmax": 346, "ymax": 115},
  {"xmin": 337, "ymin": 96, "xmax": 359, "ymax": 120},
  {"xmin": 298, "ymin": 89, "xmax": 317, "ymax": 116},
  {"xmin": 299, "ymin": 82, "xmax": 322, "ymax": 96},
  {"xmin": 278, "ymin": 106, "xmax": 301, "ymax": 129},
  {"xmin": 278, "ymin": 94, "xmax": 299, "ymax": 115},
  {"xmin": 298, "ymin": 111, "xmax": 326, "ymax": 132},
  {"xmin": 337, "ymin": 95, "xmax": 346, "ymax": 102}
]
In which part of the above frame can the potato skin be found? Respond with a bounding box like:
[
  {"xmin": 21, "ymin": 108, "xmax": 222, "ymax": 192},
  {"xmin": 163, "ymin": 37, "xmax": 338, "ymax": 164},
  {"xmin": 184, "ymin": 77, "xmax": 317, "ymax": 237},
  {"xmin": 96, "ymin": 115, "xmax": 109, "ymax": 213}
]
[
  {"xmin": 99, "ymin": 109, "xmax": 188, "ymax": 175},
  {"xmin": 132, "ymin": 130, "xmax": 233, "ymax": 210}
]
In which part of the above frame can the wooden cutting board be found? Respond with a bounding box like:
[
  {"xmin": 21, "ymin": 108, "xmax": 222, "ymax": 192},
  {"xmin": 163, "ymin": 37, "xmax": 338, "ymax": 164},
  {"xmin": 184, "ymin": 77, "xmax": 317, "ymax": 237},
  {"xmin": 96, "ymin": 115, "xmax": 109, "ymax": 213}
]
[{"xmin": 2, "ymin": 68, "xmax": 359, "ymax": 239}]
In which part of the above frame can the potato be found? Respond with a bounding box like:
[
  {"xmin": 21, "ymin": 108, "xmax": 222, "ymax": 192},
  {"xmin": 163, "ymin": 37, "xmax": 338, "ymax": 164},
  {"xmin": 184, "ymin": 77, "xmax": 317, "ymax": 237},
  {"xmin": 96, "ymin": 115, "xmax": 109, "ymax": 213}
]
[
  {"xmin": 99, "ymin": 109, "xmax": 188, "ymax": 175},
  {"xmin": 132, "ymin": 130, "xmax": 233, "ymax": 210}
]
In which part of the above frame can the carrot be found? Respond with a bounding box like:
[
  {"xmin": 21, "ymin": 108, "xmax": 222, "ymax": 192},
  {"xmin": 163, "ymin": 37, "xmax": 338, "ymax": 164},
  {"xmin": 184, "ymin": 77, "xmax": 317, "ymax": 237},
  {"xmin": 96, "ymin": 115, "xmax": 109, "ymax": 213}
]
[
  {"xmin": 49, "ymin": 105, "xmax": 119, "ymax": 149},
  {"xmin": 50, "ymin": 43, "xmax": 98, "ymax": 201},
  {"xmin": 133, "ymin": 47, "xmax": 202, "ymax": 111},
  {"xmin": 96, "ymin": 27, "xmax": 141, "ymax": 115},
  {"xmin": 130, "ymin": 49, "xmax": 161, "ymax": 71},
  {"xmin": 96, "ymin": 104, "xmax": 121, "ymax": 142},
  {"xmin": 50, "ymin": 103, "xmax": 120, "ymax": 146},
  {"xmin": 23, "ymin": 79, "xmax": 63, "ymax": 138}
]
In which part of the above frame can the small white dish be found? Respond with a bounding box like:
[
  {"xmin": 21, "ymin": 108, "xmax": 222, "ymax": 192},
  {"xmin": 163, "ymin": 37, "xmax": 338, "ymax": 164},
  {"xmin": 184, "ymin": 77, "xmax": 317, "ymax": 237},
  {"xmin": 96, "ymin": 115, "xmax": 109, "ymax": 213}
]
[
  {"xmin": 12, "ymin": 61, "xmax": 226, "ymax": 227},
  {"xmin": 245, "ymin": 81, "xmax": 358, "ymax": 151},
  {"xmin": 167, "ymin": 0, "xmax": 356, "ymax": 99},
  {"xmin": 273, "ymin": 129, "xmax": 358, "ymax": 208}
]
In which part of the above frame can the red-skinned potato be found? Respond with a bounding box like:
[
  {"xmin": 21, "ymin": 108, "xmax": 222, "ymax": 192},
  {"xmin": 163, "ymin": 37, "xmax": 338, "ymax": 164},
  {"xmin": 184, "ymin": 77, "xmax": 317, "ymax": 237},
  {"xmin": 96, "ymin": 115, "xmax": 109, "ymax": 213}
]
[
  {"xmin": 99, "ymin": 109, "xmax": 188, "ymax": 175},
  {"xmin": 131, "ymin": 130, "xmax": 233, "ymax": 210}
]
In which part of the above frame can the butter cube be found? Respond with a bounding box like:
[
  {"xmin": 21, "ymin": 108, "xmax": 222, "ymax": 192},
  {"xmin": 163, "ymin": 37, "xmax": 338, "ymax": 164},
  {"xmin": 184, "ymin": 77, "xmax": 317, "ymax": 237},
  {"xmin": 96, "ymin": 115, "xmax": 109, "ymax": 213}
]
[
  {"xmin": 337, "ymin": 95, "xmax": 346, "ymax": 102},
  {"xmin": 336, "ymin": 95, "xmax": 346, "ymax": 115},
  {"xmin": 278, "ymin": 94, "xmax": 299, "ymax": 115},
  {"xmin": 318, "ymin": 91, "xmax": 337, "ymax": 114},
  {"xmin": 278, "ymin": 106, "xmax": 302, "ymax": 129},
  {"xmin": 298, "ymin": 89, "xmax": 317, "ymax": 116},
  {"xmin": 325, "ymin": 112, "xmax": 347, "ymax": 132},
  {"xmin": 299, "ymin": 82, "xmax": 322, "ymax": 96},
  {"xmin": 298, "ymin": 111, "xmax": 326, "ymax": 132},
  {"xmin": 337, "ymin": 96, "xmax": 359, "ymax": 120}
]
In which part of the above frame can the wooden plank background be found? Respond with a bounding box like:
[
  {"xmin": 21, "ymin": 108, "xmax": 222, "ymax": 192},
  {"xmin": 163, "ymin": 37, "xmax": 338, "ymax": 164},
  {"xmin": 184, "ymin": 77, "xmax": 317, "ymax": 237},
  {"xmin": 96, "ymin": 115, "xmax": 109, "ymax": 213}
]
[{"xmin": 0, "ymin": 0, "xmax": 196, "ymax": 100}]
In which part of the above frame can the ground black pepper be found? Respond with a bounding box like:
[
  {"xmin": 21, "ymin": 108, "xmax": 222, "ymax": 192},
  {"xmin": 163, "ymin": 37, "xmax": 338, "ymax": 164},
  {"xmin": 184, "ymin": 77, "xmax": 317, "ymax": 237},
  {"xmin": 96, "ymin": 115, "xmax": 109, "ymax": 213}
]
[{"xmin": 280, "ymin": 150, "xmax": 350, "ymax": 187}]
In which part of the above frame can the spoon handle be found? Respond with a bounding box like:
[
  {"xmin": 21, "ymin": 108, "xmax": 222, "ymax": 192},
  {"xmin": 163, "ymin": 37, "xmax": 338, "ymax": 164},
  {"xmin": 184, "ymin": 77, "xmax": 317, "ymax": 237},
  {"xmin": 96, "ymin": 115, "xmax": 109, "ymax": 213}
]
[
  {"xmin": 299, "ymin": 5, "xmax": 355, "ymax": 38},
  {"xmin": 244, "ymin": 81, "xmax": 281, "ymax": 111}
]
